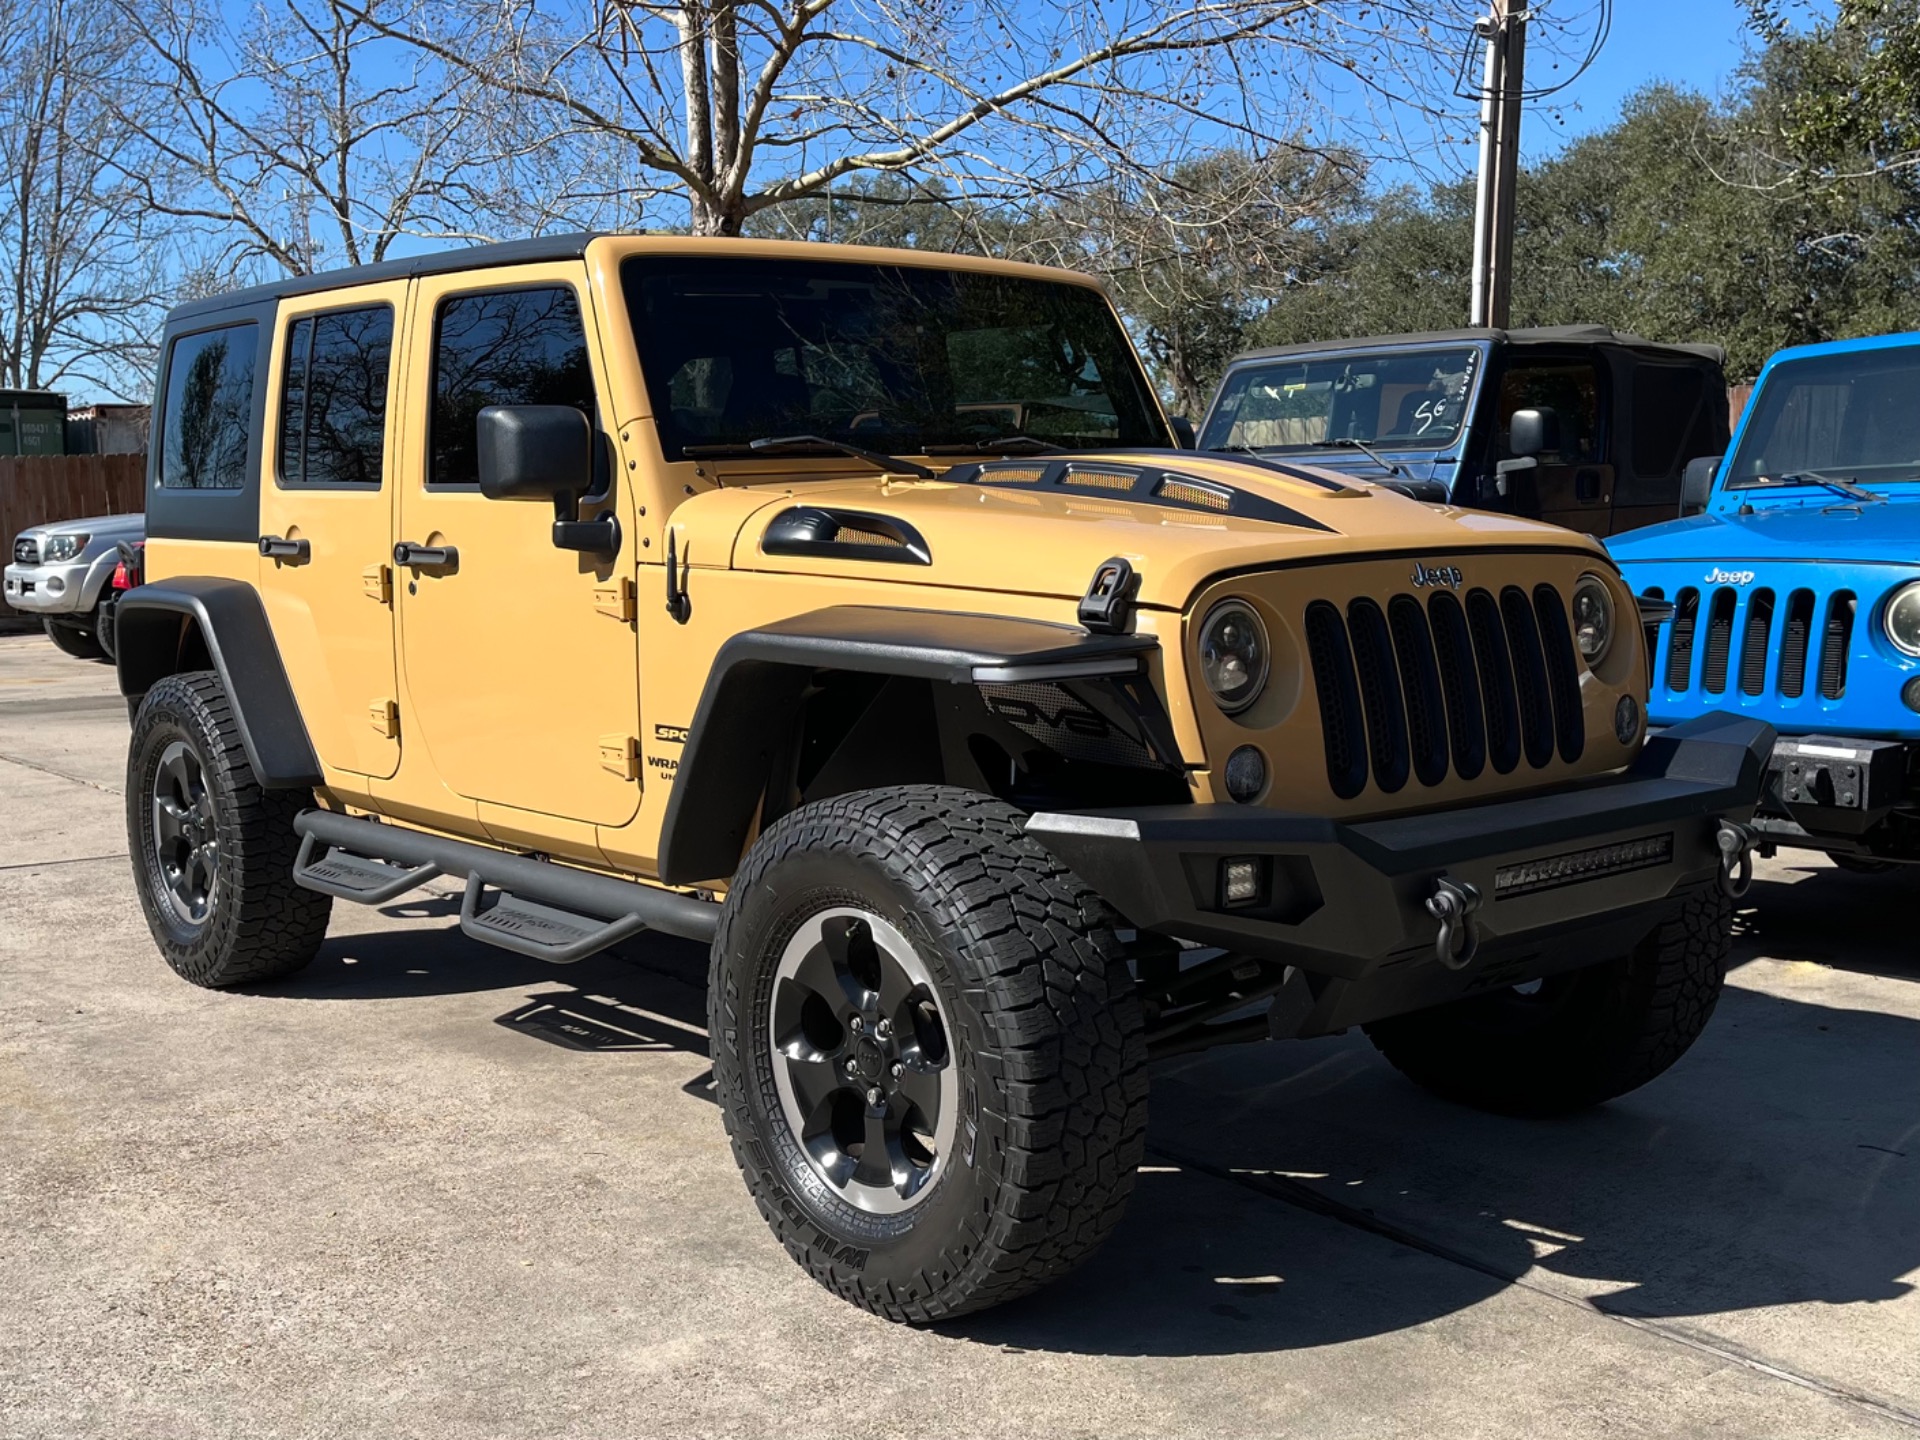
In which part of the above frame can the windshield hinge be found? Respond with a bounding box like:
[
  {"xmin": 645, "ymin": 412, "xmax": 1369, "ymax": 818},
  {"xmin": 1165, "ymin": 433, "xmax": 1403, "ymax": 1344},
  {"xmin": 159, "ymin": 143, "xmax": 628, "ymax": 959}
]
[{"xmin": 1079, "ymin": 556, "xmax": 1139, "ymax": 635}]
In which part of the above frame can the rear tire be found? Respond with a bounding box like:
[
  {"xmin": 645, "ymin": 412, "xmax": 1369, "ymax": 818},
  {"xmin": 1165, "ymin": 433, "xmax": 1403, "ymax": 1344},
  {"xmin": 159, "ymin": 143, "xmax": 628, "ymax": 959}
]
[
  {"xmin": 127, "ymin": 671, "xmax": 331, "ymax": 988},
  {"xmin": 710, "ymin": 785, "xmax": 1147, "ymax": 1322},
  {"xmin": 43, "ymin": 616, "xmax": 103, "ymax": 660},
  {"xmin": 1364, "ymin": 886, "xmax": 1732, "ymax": 1117}
]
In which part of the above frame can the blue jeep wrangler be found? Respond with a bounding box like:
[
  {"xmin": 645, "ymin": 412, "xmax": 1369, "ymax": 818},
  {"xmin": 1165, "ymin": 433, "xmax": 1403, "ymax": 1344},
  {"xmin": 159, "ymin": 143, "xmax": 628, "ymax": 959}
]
[{"xmin": 1611, "ymin": 331, "xmax": 1920, "ymax": 867}]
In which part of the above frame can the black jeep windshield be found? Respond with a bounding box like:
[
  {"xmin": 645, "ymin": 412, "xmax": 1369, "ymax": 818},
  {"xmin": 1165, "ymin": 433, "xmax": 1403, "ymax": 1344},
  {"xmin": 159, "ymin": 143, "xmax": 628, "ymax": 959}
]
[
  {"xmin": 1728, "ymin": 345, "xmax": 1920, "ymax": 490},
  {"xmin": 1200, "ymin": 347, "xmax": 1480, "ymax": 453},
  {"xmin": 622, "ymin": 255, "xmax": 1168, "ymax": 461}
]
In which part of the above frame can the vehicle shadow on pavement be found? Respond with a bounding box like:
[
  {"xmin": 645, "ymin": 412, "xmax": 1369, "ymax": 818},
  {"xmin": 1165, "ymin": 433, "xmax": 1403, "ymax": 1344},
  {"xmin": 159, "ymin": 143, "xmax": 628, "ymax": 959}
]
[
  {"xmin": 1733, "ymin": 861, "xmax": 1920, "ymax": 983},
  {"xmin": 954, "ymin": 865, "xmax": 1920, "ymax": 1358},
  {"xmin": 239, "ymin": 919, "xmax": 714, "ymax": 1059}
]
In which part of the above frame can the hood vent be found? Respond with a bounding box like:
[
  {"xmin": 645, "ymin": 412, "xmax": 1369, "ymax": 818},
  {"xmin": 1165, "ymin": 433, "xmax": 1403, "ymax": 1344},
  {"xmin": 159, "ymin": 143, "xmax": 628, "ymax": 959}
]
[
  {"xmin": 951, "ymin": 458, "xmax": 1332, "ymax": 532},
  {"xmin": 761, "ymin": 506, "xmax": 931, "ymax": 565}
]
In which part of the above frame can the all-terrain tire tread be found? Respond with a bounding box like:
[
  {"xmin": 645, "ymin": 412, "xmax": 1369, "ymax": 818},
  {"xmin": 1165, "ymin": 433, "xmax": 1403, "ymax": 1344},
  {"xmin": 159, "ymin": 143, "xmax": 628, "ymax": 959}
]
[
  {"xmin": 1365, "ymin": 886, "xmax": 1732, "ymax": 1116},
  {"xmin": 712, "ymin": 785, "xmax": 1147, "ymax": 1323},
  {"xmin": 128, "ymin": 671, "xmax": 331, "ymax": 987}
]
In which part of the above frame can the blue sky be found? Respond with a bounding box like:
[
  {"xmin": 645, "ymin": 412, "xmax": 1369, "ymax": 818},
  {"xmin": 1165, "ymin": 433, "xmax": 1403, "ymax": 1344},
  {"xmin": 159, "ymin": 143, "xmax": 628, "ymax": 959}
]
[{"xmin": 1520, "ymin": 0, "xmax": 1757, "ymax": 162}]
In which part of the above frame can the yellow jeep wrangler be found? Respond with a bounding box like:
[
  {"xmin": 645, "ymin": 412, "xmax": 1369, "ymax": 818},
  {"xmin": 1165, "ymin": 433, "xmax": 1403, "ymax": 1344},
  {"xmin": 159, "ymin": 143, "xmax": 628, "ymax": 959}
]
[{"xmin": 116, "ymin": 234, "xmax": 1771, "ymax": 1321}]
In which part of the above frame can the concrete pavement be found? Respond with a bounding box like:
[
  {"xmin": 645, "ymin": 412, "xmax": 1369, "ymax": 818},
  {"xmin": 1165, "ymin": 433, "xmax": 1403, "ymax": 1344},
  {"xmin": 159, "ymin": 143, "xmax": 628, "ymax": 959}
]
[{"xmin": 1, "ymin": 631, "xmax": 1915, "ymax": 1439}]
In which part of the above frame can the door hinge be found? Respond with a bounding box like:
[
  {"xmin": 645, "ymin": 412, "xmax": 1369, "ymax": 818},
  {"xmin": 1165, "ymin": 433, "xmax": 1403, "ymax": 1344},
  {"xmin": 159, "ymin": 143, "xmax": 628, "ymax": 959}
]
[
  {"xmin": 594, "ymin": 577, "xmax": 636, "ymax": 623},
  {"xmin": 369, "ymin": 698, "xmax": 399, "ymax": 738},
  {"xmin": 598, "ymin": 733, "xmax": 640, "ymax": 780},
  {"xmin": 362, "ymin": 563, "xmax": 393, "ymax": 605}
]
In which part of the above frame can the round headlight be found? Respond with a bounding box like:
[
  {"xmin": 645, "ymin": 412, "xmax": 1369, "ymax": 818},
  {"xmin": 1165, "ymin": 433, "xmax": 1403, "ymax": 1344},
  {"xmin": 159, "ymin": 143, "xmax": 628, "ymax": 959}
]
[
  {"xmin": 1570, "ymin": 574, "xmax": 1615, "ymax": 664},
  {"xmin": 1198, "ymin": 600, "xmax": 1270, "ymax": 714},
  {"xmin": 1884, "ymin": 581, "xmax": 1920, "ymax": 657}
]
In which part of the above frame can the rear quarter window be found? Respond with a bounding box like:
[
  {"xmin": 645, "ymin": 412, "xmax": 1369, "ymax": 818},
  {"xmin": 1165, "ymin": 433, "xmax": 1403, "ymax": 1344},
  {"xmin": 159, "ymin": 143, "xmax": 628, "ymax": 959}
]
[{"xmin": 158, "ymin": 323, "xmax": 259, "ymax": 490}]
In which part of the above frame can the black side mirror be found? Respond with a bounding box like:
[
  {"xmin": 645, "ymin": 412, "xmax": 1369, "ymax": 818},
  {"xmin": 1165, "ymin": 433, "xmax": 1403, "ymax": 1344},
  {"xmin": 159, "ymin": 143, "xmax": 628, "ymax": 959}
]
[
  {"xmin": 1680, "ymin": 454, "xmax": 1721, "ymax": 516},
  {"xmin": 1168, "ymin": 415, "xmax": 1197, "ymax": 450},
  {"xmin": 1508, "ymin": 406, "xmax": 1561, "ymax": 460},
  {"xmin": 477, "ymin": 404, "xmax": 589, "ymax": 499},
  {"xmin": 476, "ymin": 405, "xmax": 619, "ymax": 555}
]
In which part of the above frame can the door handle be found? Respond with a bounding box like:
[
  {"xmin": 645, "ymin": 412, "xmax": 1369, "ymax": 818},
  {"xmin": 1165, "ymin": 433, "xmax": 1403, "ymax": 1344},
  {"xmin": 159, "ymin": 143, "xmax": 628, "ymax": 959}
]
[
  {"xmin": 258, "ymin": 535, "xmax": 310, "ymax": 561},
  {"xmin": 393, "ymin": 541, "xmax": 458, "ymax": 571}
]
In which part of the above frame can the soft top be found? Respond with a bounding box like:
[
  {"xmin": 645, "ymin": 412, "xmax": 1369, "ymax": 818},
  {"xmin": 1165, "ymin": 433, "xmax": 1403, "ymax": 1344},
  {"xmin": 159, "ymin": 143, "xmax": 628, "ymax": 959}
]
[{"xmin": 1232, "ymin": 325, "xmax": 1725, "ymax": 368}]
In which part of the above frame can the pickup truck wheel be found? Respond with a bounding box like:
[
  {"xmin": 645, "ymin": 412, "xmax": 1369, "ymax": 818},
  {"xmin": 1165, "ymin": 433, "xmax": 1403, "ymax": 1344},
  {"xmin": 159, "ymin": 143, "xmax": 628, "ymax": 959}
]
[
  {"xmin": 43, "ymin": 617, "xmax": 103, "ymax": 660},
  {"xmin": 1363, "ymin": 886, "xmax": 1733, "ymax": 1117},
  {"xmin": 710, "ymin": 785, "xmax": 1147, "ymax": 1322},
  {"xmin": 127, "ymin": 671, "xmax": 332, "ymax": 988}
]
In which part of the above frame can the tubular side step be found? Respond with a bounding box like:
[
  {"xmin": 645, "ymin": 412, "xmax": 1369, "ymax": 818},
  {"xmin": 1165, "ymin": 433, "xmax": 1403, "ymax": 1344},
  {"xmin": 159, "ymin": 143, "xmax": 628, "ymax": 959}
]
[
  {"xmin": 459, "ymin": 876, "xmax": 651, "ymax": 964},
  {"xmin": 293, "ymin": 831, "xmax": 440, "ymax": 903},
  {"xmin": 290, "ymin": 810, "xmax": 720, "ymax": 956}
]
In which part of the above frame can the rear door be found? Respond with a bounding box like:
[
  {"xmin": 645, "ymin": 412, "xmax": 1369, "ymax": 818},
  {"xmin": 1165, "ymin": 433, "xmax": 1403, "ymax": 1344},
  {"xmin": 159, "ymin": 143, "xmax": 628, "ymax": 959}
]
[
  {"xmin": 255, "ymin": 283, "xmax": 406, "ymax": 785},
  {"xmin": 390, "ymin": 267, "xmax": 641, "ymax": 829},
  {"xmin": 1492, "ymin": 354, "xmax": 1615, "ymax": 536}
]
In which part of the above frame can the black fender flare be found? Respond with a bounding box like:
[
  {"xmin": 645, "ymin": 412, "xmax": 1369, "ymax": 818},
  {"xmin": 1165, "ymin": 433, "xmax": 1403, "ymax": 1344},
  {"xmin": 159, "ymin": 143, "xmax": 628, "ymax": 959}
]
[
  {"xmin": 656, "ymin": 606, "xmax": 1161, "ymax": 886},
  {"xmin": 115, "ymin": 577, "xmax": 323, "ymax": 788}
]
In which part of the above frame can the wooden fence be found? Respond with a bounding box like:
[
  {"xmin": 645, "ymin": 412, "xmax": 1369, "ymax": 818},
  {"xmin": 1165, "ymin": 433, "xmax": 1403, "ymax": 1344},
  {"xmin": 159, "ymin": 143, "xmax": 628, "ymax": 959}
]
[{"xmin": 1, "ymin": 454, "xmax": 146, "ymax": 621}]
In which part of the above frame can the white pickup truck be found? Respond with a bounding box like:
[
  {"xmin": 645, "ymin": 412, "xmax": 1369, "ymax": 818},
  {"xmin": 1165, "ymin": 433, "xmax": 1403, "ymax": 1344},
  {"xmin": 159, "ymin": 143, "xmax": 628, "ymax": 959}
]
[{"xmin": 5, "ymin": 511, "xmax": 145, "ymax": 659}]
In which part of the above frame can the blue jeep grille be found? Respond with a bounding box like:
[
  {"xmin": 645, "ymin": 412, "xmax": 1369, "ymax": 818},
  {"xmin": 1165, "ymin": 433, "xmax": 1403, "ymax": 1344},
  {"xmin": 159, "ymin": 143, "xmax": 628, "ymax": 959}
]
[{"xmin": 1643, "ymin": 583, "xmax": 1856, "ymax": 703}]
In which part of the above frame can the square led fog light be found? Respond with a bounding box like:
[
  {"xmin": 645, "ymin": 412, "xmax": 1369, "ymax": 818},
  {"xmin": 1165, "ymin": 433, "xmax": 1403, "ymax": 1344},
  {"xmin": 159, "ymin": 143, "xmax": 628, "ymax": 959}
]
[{"xmin": 1220, "ymin": 856, "xmax": 1264, "ymax": 908}]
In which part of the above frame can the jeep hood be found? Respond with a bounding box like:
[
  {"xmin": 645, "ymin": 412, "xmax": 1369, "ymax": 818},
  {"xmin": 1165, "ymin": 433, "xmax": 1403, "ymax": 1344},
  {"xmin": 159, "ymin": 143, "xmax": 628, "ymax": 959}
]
[
  {"xmin": 698, "ymin": 453, "xmax": 1602, "ymax": 611},
  {"xmin": 1609, "ymin": 499, "xmax": 1920, "ymax": 570}
]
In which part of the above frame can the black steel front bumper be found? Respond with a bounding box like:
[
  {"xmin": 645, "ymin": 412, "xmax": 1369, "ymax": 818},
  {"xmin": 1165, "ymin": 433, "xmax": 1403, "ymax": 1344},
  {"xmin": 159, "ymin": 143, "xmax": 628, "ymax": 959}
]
[{"xmin": 1026, "ymin": 713, "xmax": 1773, "ymax": 1025}]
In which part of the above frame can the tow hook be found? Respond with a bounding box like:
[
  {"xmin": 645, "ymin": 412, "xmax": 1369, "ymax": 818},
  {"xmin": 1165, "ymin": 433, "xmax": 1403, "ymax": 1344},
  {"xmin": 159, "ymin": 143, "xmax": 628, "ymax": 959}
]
[
  {"xmin": 1426, "ymin": 876, "xmax": 1483, "ymax": 970},
  {"xmin": 1717, "ymin": 820, "xmax": 1757, "ymax": 898}
]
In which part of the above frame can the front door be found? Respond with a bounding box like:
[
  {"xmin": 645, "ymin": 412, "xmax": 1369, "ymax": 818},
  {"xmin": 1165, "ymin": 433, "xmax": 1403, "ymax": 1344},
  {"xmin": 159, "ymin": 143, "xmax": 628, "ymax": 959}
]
[
  {"xmin": 255, "ymin": 282, "xmax": 406, "ymax": 785},
  {"xmin": 1493, "ymin": 357, "xmax": 1615, "ymax": 536},
  {"xmin": 391, "ymin": 267, "xmax": 640, "ymax": 828}
]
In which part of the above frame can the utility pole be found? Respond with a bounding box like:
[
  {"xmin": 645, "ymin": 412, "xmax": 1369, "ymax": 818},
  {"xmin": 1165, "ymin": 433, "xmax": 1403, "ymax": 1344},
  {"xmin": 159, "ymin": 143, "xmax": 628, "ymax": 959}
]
[{"xmin": 1468, "ymin": 0, "xmax": 1528, "ymax": 329}]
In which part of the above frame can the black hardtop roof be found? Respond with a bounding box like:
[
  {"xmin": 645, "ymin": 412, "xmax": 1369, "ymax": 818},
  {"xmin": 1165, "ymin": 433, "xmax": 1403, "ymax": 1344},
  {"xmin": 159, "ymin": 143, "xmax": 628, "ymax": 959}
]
[
  {"xmin": 165, "ymin": 233, "xmax": 606, "ymax": 326},
  {"xmin": 1230, "ymin": 324, "xmax": 1726, "ymax": 368}
]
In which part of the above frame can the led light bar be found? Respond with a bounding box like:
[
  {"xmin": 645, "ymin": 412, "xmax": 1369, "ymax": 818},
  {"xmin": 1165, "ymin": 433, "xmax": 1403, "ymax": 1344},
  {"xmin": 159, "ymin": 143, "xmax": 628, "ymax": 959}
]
[{"xmin": 1493, "ymin": 833, "xmax": 1674, "ymax": 900}]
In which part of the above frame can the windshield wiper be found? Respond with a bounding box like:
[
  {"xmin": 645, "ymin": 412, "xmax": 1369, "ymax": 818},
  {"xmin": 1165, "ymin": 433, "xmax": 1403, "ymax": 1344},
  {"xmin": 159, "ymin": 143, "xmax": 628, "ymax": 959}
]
[
  {"xmin": 1309, "ymin": 437, "xmax": 1404, "ymax": 477},
  {"xmin": 1777, "ymin": 470, "xmax": 1886, "ymax": 504},
  {"xmin": 920, "ymin": 435, "xmax": 1066, "ymax": 456},
  {"xmin": 682, "ymin": 434, "xmax": 934, "ymax": 479}
]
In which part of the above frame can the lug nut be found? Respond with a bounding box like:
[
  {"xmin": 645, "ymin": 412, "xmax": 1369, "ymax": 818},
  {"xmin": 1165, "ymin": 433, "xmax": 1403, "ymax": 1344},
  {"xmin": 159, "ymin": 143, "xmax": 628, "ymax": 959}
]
[
  {"xmin": 866, "ymin": 1086, "xmax": 883, "ymax": 1106},
  {"xmin": 848, "ymin": 1015, "xmax": 864, "ymax": 1033},
  {"xmin": 889, "ymin": 1062, "xmax": 903, "ymax": 1079},
  {"xmin": 876, "ymin": 1019, "xmax": 892, "ymax": 1039}
]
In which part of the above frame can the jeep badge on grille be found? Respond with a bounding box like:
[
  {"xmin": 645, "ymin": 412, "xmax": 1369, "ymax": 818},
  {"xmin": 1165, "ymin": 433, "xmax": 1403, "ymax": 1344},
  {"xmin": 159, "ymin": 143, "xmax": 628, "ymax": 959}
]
[
  {"xmin": 1704, "ymin": 566, "xmax": 1756, "ymax": 585},
  {"xmin": 1411, "ymin": 562, "xmax": 1464, "ymax": 589}
]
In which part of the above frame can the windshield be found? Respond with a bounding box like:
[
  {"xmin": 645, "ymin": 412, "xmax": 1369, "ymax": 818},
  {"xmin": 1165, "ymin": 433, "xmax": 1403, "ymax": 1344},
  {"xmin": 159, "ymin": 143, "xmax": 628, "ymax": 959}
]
[
  {"xmin": 621, "ymin": 256, "xmax": 1168, "ymax": 460},
  {"xmin": 1728, "ymin": 345, "xmax": 1920, "ymax": 490},
  {"xmin": 1200, "ymin": 346, "xmax": 1481, "ymax": 452}
]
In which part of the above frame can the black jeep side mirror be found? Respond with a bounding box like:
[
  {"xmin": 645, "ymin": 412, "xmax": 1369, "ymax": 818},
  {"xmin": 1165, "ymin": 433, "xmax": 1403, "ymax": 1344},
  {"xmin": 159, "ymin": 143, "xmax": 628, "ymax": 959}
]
[
  {"xmin": 1507, "ymin": 407, "xmax": 1560, "ymax": 460},
  {"xmin": 476, "ymin": 404, "xmax": 619, "ymax": 556},
  {"xmin": 1168, "ymin": 415, "xmax": 1197, "ymax": 449},
  {"xmin": 1495, "ymin": 407, "xmax": 1562, "ymax": 497},
  {"xmin": 1680, "ymin": 454, "xmax": 1721, "ymax": 516},
  {"xmin": 476, "ymin": 404, "xmax": 590, "ymax": 500}
]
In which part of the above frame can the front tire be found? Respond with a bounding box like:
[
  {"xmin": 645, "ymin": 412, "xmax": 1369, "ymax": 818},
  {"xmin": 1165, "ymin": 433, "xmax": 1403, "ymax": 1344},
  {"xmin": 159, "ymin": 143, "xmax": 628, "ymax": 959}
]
[
  {"xmin": 1364, "ymin": 886, "xmax": 1733, "ymax": 1117},
  {"xmin": 711, "ymin": 785, "xmax": 1147, "ymax": 1322},
  {"xmin": 43, "ymin": 616, "xmax": 103, "ymax": 660},
  {"xmin": 127, "ymin": 671, "xmax": 332, "ymax": 987}
]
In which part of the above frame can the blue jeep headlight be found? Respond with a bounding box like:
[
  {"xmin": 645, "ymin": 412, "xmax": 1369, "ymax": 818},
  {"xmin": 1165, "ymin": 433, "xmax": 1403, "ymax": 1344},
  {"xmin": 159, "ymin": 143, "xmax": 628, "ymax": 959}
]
[{"xmin": 1884, "ymin": 581, "xmax": 1920, "ymax": 656}]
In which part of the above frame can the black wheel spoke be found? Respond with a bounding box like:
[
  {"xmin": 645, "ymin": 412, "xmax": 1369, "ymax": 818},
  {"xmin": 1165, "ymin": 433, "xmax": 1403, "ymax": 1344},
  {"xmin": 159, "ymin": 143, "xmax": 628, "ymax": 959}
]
[
  {"xmin": 768, "ymin": 907, "xmax": 957, "ymax": 1216},
  {"xmin": 151, "ymin": 740, "xmax": 218, "ymax": 928},
  {"xmin": 894, "ymin": 1060, "xmax": 945, "ymax": 1123},
  {"xmin": 782, "ymin": 1052, "xmax": 844, "ymax": 1119}
]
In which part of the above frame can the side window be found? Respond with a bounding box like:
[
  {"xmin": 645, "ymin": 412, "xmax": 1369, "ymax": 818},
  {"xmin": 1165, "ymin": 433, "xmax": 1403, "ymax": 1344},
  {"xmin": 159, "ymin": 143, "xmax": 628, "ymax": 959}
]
[
  {"xmin": 279, "ymin": 306, "xmax": 394, "ymax": 487},
  {"xmin": 431, "ymin": 286, "xmax": 594, "ymax": 486},
  {"xmin": 159, "ymin": 323, "xmax": 259, "ymax": 490},
  {"xmin": 1496, "ymin": 362, "xmax": 1602, "ymax": 464}
]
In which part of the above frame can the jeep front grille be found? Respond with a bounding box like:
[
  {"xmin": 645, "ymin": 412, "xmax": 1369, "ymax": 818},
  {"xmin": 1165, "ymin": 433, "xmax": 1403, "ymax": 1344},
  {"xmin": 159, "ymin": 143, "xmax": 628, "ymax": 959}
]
[
  {"xmin": 1647, "ymin": 583, "xmax": 1854, "ymax": 703},
  {"xmin": 1305, "ymin": 584, "xmax": 1584, "ymax": 799},
  {"xmin": 12, "ymin": 537, "xmax": 36, "ymax": 564}
]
